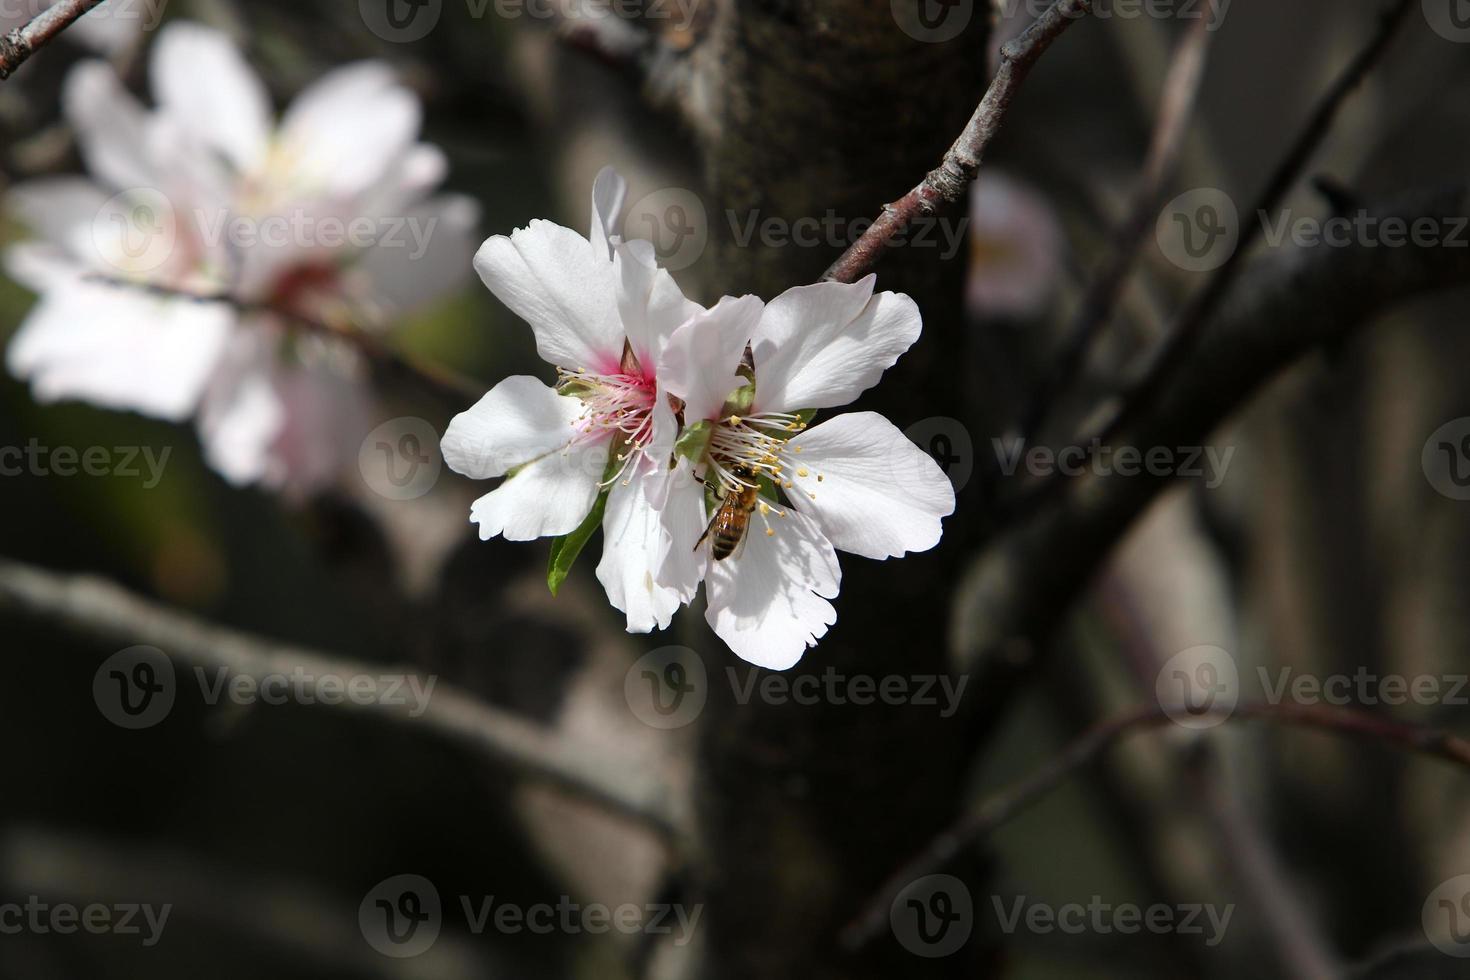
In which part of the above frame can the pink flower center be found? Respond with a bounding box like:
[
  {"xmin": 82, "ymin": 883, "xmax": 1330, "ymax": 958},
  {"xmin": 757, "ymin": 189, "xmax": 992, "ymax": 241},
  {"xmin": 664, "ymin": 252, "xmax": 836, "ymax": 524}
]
[{"xmin": 557, "ymin": 367, "xmax": 656, "ymax": 487}]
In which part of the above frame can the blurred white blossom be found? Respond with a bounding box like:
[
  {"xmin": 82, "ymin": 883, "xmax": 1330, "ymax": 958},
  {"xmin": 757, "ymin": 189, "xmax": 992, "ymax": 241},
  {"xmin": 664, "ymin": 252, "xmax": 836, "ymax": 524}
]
[
  {"xmin": 4, "ymin": 21, "xmax": 478, "ymax": 496},
  {"xmin": 965, "ymin": 172, "xmax": 1062, "ymax": 319}
]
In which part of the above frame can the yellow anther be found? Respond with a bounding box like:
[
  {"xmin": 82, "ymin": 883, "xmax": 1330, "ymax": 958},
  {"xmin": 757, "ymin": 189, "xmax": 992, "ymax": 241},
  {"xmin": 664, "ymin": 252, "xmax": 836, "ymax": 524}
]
[{"xmin": 797, "ymin": 467, "xmax": 809, "ymax": 478}]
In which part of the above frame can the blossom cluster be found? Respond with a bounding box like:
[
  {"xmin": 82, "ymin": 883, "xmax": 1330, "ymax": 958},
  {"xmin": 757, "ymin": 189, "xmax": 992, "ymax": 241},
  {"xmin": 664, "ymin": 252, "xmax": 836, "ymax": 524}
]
[
  {"xmin": 441, "ymin": 169, "xmax": 955, "ymax": 668},
  {"xmin": 4, "ymin": 22, "xmax": 477, "ymax": 496}
]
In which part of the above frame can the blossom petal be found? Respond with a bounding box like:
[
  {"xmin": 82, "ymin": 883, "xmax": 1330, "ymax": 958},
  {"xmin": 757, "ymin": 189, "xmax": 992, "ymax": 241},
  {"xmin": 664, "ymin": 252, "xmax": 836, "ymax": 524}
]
[
  {"xmin": 196, "ymin": 328, "xmax": 284, "ymax": 487},
  {"xmin": 441, "ymin": 375, "xmax": 581, "ymax": 480},
  {"xmin": 64, "ymin": 60, "xmax": 156, "ymax": 190},
  {"xmin": 659, "ymin": 294, "xmax": 762, "ymax": 422},
  {"xmin": 5, "ymin": 179, "xmax": 109, "ymax": 263},
  {"xmin": 466, "ymin": 439, "xmax": 609, "ymax": 542},
  {"xmin": 704, "ymin": 506, "xmax": 840, "ymax": 670},
  {"xmin": 615, "ymin": 239, "xmax": 701, "ymax": 368},
  {"xmin": 474, "ymin": 220, "xmax": 622, "ymax": 372},
  {"xmin": 750, "ymin": 275, "xmax": 922, "ymax": 412},
  {"xmin": 279, "ymin": 62, "xmax": 420, "ymax": 199},
  {"xmin": 359, "ymin": 143, "xmax": 449, "ymax": 218},
  {"xmin": 7, "ymin": 282, "xmax": 235, "ymax": 421},
  {"xmin": 648, "ymin": 454, "xmax": 707, "ymax": 607},
  {"xmin": 597, "ymin": 463, "xmax": 684, "ymax": 633},
  {"xmin": 354, "ymin": 194, "xmax": 480, "ymax": 316},
  {"xmin": 4, "ymin": 243, "xmax": 84, "ymax": 293},
  {"xmin": 589, "ymin": 166, "xmax": 626, "ymax": 260},
  {"xmin": 786, "ymin": 412, "xmax": 955, "ymax": 560},
  {"xmin": 150, "ymin": 23, "xmax": 271, "ymax": 174}
]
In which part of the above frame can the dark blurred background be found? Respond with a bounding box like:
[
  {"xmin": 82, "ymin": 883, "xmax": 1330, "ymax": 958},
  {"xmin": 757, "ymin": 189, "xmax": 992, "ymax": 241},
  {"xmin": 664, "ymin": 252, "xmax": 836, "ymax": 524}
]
[{"xmin": 3, "ymin": 0, "xmax": 1470, "ymax": 977}]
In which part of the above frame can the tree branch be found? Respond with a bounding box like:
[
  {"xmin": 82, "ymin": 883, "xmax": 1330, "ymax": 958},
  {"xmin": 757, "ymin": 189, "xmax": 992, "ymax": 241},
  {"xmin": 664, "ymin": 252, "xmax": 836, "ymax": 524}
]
[
  {"xmin": 843, "ymin": 700, "xmax": 1470, "ymax": 949},
  {"xmin": 0, "ymin": 557, "xmax": 686, "ymax": 842},
  {"xmin": 956, "ymin": 182, "xmax": 1470, "ymax": 672},
  {"xmin": 822, "ymin": 0, "xmax": 1093, "ymax": 284},
  {"xmin": 1095, "ymin": 0, "xmax": 1414, "ymax": 443},
  {"xmin": 1018, "ymin": 5, "xmax": 1216, "ymax": 444},
  {"xmin": 0, "ymin": 0, "xmax": 105, "ymax": 79}
]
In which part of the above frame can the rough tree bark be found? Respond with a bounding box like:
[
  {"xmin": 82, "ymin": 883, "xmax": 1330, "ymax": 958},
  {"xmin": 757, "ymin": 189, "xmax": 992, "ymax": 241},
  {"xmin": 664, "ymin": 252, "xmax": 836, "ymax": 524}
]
[{"xmin": 681, "ymin": 3, "xmax": 998, "ymax": 977}]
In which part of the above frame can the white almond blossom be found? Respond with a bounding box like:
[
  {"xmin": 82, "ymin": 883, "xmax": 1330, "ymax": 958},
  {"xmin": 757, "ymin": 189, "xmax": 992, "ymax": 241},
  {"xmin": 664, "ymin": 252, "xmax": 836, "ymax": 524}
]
[
  {"xmin": 3, "ymin": 21, "xmax": 478, "ymax": 496},
  {"xmin": 439, "ymin": 167, "xmax": 703, "ymax": 632},
  {"xmin": 646, "ymin": 275, "xmax": 956, "ymax": 669}
]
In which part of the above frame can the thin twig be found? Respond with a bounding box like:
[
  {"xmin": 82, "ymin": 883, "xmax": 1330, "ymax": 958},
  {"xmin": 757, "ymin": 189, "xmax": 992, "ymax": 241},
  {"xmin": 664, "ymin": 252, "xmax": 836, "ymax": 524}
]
[
  {"xmin": 841, "ymin": 699, "xmax": 1470, "ymax": 950},
  {"xmin": 0, "ymin": 0, "xmax": 104, "ymax": 79},
  {"xmin": 1018, "ymin": 7, "xmax": 1215, "ymax": 445},
  {"xmin": 996, "ymin": 0, "xmax": 1414, "ymax": 523},
  {"xmin": 85, "ymin": 275, "xmax": 486, "ymax": 406},
  {"xmin": 822, "ymin": 0, "xmax": 1093, "ymax": 284},
  {"xmin": 0, "ymin": 557, "xmax": 686, "ymax": 842},
  {"xmin": 1092, "ymin": 0, "xmax": 1414, "ymax": 444}
]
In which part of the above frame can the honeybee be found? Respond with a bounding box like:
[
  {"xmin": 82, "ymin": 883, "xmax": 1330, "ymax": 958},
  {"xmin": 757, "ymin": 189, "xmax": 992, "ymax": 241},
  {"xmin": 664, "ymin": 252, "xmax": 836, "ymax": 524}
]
[{"xmin": 695, "ymin": 465, "xmax": 761, "ymax": 561}]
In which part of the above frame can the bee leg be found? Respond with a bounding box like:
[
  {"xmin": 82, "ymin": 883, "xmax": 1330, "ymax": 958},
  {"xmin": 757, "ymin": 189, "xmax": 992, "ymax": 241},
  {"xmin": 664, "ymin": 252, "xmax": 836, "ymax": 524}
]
[{"xmin": 694, "ymin": 514, "xmax": 717, "ymax": 552}]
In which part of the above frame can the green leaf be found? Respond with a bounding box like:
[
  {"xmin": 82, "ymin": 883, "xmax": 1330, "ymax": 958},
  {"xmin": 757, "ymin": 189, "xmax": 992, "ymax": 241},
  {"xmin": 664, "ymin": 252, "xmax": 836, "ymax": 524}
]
[
  {"xmin": 547, "ymin": 489, "xmax": 609, "ymax": 596},
  {"xmin": 721, "ymin": 382, "xmax": 756, "ymax": 418},
  {"xmin": 673, "ymin": 419, "xmax": 713, "ymax": 465}
]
